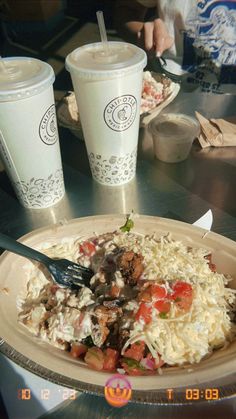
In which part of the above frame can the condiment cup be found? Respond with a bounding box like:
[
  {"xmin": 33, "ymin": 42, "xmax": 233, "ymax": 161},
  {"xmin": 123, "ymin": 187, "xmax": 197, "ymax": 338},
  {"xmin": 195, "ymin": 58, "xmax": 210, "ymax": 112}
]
[{"xmin": 149, "ymin": 113, "xmax": 200, "ymax": 163}]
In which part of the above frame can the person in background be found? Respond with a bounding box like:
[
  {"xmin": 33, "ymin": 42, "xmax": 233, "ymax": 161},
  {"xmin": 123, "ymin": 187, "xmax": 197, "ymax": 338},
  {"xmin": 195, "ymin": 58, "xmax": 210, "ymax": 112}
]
[{"xmin": 114, "ymin": 0, "xmax": 236, "ymax": 91}]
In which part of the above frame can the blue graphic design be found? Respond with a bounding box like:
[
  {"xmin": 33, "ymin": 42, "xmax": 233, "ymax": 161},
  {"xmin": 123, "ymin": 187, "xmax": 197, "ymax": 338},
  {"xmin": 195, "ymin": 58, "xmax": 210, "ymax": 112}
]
[{"xmin": 183, "ymin": 0, "xmax": 236, "ymax": 85}]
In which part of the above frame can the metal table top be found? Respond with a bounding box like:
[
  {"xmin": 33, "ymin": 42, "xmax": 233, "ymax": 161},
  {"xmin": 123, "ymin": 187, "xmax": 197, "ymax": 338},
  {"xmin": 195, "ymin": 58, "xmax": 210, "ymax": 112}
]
[{"xmin": 0, "ymin": 85, "xmax": 236, "ymax": 418}]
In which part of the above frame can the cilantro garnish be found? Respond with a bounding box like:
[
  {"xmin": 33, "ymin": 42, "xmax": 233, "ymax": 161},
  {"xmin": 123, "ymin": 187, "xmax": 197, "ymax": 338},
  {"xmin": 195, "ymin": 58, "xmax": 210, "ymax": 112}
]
[
  {"xmin": 122, "ymin": 357, "xmax": 146, "ymax": 370},
  {"xmin": 120, "ymin": 213, "xmax": 134, "ymax": 233},
  {"xmin": 159, "ymin": 312, "xmax": 168, "ymax": 319}
]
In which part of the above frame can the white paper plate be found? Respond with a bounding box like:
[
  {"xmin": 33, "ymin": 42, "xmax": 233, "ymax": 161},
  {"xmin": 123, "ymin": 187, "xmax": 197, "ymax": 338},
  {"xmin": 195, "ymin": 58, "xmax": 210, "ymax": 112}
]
[{"xmin": 0, "ymin": 215, "xmax": 236, "ymax": 404}]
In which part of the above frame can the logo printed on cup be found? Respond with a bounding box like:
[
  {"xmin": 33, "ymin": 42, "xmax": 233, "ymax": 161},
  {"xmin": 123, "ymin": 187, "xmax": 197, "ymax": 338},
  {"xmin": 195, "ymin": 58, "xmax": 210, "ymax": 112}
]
[
  {"xmin": 104, "ymin": 95, "xmax": 137, "ymax": 132},
  {"xmin": 104, "ymin": 374, "xmax": 132, "ymax": 407},
  {"xmin": 39, "ymin": 104, "xmax": 58, "ymax": 145}
]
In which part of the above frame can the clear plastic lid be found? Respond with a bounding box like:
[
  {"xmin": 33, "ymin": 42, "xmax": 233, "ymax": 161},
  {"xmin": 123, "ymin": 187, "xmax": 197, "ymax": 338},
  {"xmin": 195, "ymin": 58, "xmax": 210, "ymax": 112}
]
[
  {"xmin": 0, "ymin": 57, "xmax": 55, "ymax": 102},
  {"xmin": 66, "ymin": 42, "xmax": 147, "ymax": 79},
  {"xmin": 150, "ymin": 113, "xmax": 200, "ymax": 141}
]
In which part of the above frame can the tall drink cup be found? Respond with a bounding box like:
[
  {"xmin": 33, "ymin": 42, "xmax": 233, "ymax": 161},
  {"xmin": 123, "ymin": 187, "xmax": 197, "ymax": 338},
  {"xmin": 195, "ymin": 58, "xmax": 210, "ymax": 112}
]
[
  {"xmin": 66, "ymin": 42, "xmax": 147, "ymax": 185},
  {"xmin": 0, "ymin": 57, "xmax": 65, "ymax": 209}
]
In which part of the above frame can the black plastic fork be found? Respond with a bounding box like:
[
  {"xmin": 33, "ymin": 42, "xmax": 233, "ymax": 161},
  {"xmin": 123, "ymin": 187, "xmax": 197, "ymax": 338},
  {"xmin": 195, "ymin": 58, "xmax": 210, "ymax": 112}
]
[
  {"xmin": 0, "ymin": 233, "xmax": 94, "ymax": 289},
  {"xmin": 151, "ymin": 56, "xmax": 184, "ymax": 83}
]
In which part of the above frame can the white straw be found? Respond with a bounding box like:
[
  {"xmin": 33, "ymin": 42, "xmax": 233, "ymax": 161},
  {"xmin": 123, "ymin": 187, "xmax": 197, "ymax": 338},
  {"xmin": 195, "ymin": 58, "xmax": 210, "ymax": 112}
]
[{"xmin": 96, "ymin": 10, "xmax": 109, "ymax": 55}]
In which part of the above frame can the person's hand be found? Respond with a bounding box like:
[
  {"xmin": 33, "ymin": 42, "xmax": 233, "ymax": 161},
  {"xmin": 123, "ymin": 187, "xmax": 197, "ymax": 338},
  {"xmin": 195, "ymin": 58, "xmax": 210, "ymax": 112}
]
[{"xmin": 138, "ymin": 18, "xmax": 174, "ymax": 56}]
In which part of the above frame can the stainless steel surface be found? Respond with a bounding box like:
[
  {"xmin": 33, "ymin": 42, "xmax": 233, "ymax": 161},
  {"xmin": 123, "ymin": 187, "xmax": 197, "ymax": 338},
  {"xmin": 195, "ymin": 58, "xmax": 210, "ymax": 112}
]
[{"xmin": 1, "ymin": 86, "xmax": 236, "ymax": 418}]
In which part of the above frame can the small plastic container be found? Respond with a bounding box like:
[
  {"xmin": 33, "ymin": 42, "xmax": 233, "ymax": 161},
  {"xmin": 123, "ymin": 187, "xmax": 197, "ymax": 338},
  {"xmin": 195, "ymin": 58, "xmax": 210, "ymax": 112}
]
[{"xmin": 150, "ymin": 113, "xmax": 199, "ymax": 163}]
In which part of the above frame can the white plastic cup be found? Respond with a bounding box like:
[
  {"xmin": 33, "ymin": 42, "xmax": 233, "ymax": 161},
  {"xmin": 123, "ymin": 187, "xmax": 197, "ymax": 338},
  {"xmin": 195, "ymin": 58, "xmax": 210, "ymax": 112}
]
[
  {"xmin": 66, "ymin": 42, "xmax": 147, "ymax": 186},
  {"xmin": 0, "ymin": 57, "xmax": 65, "ymax": 208},
  {"xmin": 150, "ymin": 113, "xmax": 200, "ymax": 163}
]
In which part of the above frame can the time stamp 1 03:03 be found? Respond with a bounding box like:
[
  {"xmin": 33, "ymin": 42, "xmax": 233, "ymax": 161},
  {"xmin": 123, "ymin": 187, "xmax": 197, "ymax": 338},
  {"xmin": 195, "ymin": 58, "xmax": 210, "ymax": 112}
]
[
  {"xmin": 17, "ymin": 387, "xmax": 220, "ymax": 403},
  {"xmin": 167, "ymin": 388, "xmax": 220, "ymax": 401}
]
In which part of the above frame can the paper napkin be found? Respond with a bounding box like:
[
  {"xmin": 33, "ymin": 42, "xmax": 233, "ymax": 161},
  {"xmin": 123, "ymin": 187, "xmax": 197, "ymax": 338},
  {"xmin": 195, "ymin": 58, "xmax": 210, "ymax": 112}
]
[
  {"xmin": 196, "ymin": 112, "xmax": 236, "ymax": 148},
  {"xmin": 193, "ymin": 209, "xmax": 213, "ymax": 231}
]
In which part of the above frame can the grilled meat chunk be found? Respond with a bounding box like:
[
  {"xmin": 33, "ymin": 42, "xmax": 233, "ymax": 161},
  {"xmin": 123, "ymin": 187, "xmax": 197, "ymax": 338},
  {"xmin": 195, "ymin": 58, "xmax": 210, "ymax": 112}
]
[{"xmin": 116, "ymin": 250, "xmax": 144, "ymax": 285}]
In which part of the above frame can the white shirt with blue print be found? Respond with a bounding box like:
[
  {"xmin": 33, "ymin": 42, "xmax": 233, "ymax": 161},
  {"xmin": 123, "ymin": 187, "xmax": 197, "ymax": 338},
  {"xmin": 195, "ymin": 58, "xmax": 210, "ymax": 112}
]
[{"xmin": 137, "ymin": 0, "xmax": 236, "ymax": 89}]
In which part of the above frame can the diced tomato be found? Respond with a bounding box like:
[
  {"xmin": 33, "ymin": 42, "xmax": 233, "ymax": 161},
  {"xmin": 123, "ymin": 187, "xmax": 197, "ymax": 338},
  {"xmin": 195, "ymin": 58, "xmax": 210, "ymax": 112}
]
[
  {"xmin": 170, "ymin": 281, "xmax": 192, "ymax": 299},
  {"xmin": 103, "ymin": 348, "xmax": 119, "ymax": 371},
  {"xmin": 150, "ymin": 284, "xmax": 167, "ymax": 300},
  {"xmin": 84, "ymin": 347, "xmax": 104, "ymax": 370},
  {"xmin": 154, "ymin": 300, "xmax": 171, "ymax": 314},
  {"xmin": 123, "ymin": 341, "xmax": 145, "ymax": 362},
  {"xmin": 121, "ymin": 363, "xmax": 144, "ymax": 376},
  {"xmin": 170, "ymin": 281, "xmax": 193, "ymax": 311},
  {"xmin": 204, "ymin": 254, "xmax": 216, "ymax": 272},
  {"xmin": 121, "ymin": 350, "xmax": 165, "ymax": 375},
  {"xmin": 143, "ymin": 84, "xmax": 152, "ymax": 95},
  {"xmin": 135, "ymin": 303, "xmax": 152, "ymax": 324},
  {"xmin": 79, "ymin": 241, "xmax": 96, "ymax": 257},
  {"xmin": 70, "ymin": 343, "xmax": 88, "ymax": 358},
  {"xmin": 138, "ymin": 283, "xmax": 167, "ymax": 302}
]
